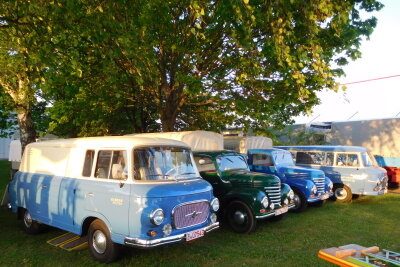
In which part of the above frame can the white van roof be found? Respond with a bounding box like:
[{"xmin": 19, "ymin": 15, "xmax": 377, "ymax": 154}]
[
  {"xmin": 128, "ymin": 131, "xmax": 224, "ymax": 151},
  {"xmin": 19, "ymin": 136, "xmax": 191, "ymax": 177},
  {"xmin": 25, "ymin": 136, "xmax": 190, "ymax": 149}
]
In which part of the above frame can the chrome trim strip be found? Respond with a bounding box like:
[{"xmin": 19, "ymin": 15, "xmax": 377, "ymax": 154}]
[{"xmin": 124, "ymin": 222, "xmax": 219, "ymax": 248}]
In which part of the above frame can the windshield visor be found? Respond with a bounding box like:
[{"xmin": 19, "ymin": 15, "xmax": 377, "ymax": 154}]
[
  {"xmin": 134, "ymin": 147, "xmax": 199, "ymax": 181},
  {"xmin": 217, "ymin": 155, "xmax": 249, "ymax": 171},
  {"xmin": 362, "ymin": 152, "xmax": 378, "ymax": 167}
]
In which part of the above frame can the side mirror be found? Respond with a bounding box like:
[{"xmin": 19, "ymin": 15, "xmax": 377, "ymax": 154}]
[{"xmin": 198, "ymin": 159, "xmax": 206, "ymax": 165}]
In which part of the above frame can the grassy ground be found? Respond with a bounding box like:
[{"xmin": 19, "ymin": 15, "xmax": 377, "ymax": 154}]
[{"xmin": 0, "ymin": 160, "xmax": 399, "ymax": 266}]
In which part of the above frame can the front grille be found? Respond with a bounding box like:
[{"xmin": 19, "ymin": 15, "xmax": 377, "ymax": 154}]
[
  {"xmin": 265, "ymin": 183, "xmax": 281, "ymax": 208},
  {"xmin": 313, "ymin": 177, "xmax": 325, "ymax": 194},
  {"xmin": 173, "ymin": 201, "xmax": 210, "ymax": 229}
]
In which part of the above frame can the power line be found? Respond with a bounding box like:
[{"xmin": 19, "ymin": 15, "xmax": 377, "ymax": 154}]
[{"xmin": 340, "ymin": 74, "xmax": 400, "ymax": 86}]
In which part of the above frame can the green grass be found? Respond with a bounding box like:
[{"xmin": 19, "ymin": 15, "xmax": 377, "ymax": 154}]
[{"xmin": 0, "ymin": 160, "xmax": 399, "ymax": 266}]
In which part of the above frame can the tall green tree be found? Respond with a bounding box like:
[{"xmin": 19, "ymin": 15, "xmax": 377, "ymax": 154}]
[
  {"xmin": 0, "ymin": 2, "xmax": 49, "ymax": 151},
  {"xmin": 44, "ymin": 0, "xmax": 382, "ymax": 133},
  {"xmin": 1, "ymin": 0, "xmax": 383, "ymax": 142}
]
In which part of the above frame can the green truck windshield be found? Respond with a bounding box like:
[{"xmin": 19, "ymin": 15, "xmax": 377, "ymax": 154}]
[{"xmin": 216, "ymin": 155, "xmax": 249, "ymax": 171}]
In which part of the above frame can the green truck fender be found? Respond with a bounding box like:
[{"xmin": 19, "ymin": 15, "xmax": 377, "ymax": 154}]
[{"xmin": 221, "ymin": 187, "xmax": 267, "ymax": 217}]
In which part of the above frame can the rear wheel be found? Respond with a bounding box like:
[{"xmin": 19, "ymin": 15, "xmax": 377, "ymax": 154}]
[
  {"xmin": 333, "ymin": 184, "xmax": 352, "ymax": 203},
  {"xmin": 22, "ymin": 209, "xmax": 41, "ymax": 234},
  {"xmin": 225, "ymin": 200, "xmax": 256, "ymax": 233},
  {"xmin": 291, "ymin": 189, "xmax": 308, "ymax": 213},
  {"xmin": 88, "ymin": 219, "xmax": 121, "ymax": 263}
]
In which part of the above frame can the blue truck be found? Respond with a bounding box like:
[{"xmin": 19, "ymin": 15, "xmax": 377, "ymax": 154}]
[{"xmin": 247, "ymin": 148, "xmax": 333, "ymax": 212}]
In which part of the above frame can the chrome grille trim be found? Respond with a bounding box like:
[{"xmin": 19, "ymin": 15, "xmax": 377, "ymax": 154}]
[
  {"xmin": 265, "ymin": 183, "xmax": 282, "ymax": 207},
  {"xmin": 312, "ymin": 178, "xmax": 325, "ymax": 194},
  {"xmin": 172, "ymin": 200, "xmax": 210, "ymax": 230}
]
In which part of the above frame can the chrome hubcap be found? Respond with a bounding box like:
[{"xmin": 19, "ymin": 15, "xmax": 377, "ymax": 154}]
[
  {"xmin": 335, "ymin": 188, "xmax": 347, "ymax": 200},
  {"xmin": 24, "ymin": 211, "xmax": 32, "ymax": 228},
  {"xmin": 233, "ymin": 211, "xmax": 246, "ymax": 225},
  {"xmin": 92, "ymin": 230, "xmax": 107, "ymax": 254}
]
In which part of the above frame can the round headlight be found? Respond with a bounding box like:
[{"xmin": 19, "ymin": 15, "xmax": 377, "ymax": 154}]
[
  {"xmin": 312, "ymin": 185, "xmax": 317, "ymax": 195},
  {"xmin": 210, "ymin": 213, "xmax": 218, "ymax": 224},
  {"xmin": 210, "ymin": 198, "xmax": 220, "ymax": 212},
  {"xmin": 284, "ymin": 198, "xmax": 289, "ymax": 205},
  {"xmin": 162, "ymin": 224, "xmax": 172, "ymax": 236},
  {"xmin": 261, "ymin": 196, "xmax": 269, "ymax": 208},
  {"xmin": 288, "ymin": 189, "xmax": 295, "ymax": 200},
  {"xmin": 150, "ymin": 208, "xmax": 164, "ymax": 226}
]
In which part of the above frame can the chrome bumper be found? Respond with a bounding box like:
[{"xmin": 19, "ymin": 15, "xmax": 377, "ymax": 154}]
[
  {"xmin": 124, "ymin": 222, "xmax": 219, "ymax": 248},
  {"xmin": 255, "ymin": 203, "xmax": 295, "ymax": 219}
]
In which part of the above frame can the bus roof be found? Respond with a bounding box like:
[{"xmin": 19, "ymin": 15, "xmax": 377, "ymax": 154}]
[{"xmin": 275, "ymin": 145, "xmax": 369, "ymax": 153}]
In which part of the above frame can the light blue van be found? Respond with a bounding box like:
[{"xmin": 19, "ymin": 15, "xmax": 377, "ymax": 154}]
[
  {"xmin": 276, "ymin": 146, "xmax": 388, "ymax": 202},
  {"xmin": 7, "ymin": 137, "xmax": 219, "ymax": 263}
]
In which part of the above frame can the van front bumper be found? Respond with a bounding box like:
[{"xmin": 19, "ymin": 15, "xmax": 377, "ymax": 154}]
[{"xmin": 124, "ymin": 222, "xmax": 219, "ymax": 248}]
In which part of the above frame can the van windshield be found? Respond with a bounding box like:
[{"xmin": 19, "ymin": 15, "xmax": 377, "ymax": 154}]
[
  {"xmin": 362, "ymin": 152, "xmax": 378, "ymax": 167},
  {"xmin": 134, "ymin": 147, "xmax": 199, "ymax": 181}
]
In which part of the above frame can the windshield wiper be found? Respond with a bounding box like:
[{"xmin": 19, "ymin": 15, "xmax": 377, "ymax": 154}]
[{"xmin": 226, "ymin": 158, "xmax": 234, "ymax": 163}]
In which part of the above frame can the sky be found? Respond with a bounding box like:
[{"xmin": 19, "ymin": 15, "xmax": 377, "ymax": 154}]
[{"xmin": 294, "ymin": 0, "xmax": 400, "ymax": 124}]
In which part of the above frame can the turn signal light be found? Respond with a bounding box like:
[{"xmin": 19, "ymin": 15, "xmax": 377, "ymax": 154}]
[{"xmin": 147, "ymin": 230, "xmax": 157, "ymax": 237}]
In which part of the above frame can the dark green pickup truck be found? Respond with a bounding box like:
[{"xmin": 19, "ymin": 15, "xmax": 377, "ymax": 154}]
[{"xmin": 193, "ymin": 150, "xmax": 295, "ymax": 233}]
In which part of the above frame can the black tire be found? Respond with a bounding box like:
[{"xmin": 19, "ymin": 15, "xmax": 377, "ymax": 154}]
[
  {"xmin": 88, "ymin": 219, "xmax": 121, "ymax": 263},
  {"xmin": 333, "ymin": 184, "xmax": 352, "ymax": 203},
  {"xmin": 225, "ymin": 200, "xmax": 256, "ymax": 233},
  {"xmin": 22, "ymin": 209, "xmax": 41, "ymax": 235},
  {"xmin": 291, "ymin": 189, "xmax": 308, "ymax": 213}
]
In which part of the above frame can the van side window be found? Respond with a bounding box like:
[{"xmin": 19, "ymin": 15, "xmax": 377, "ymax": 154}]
[
  {"xmin": 252, "ymin": 154, "xmax": 273, "ymax": 166},
  {"xmin": 95, "ymin": 150, "xmax": 128, "ymax": 180},
  {"xmin": 325, "ymin": 152, "xmax": 334, "ymax": 166},
  {"xmin": 296, "ymin": 152, "xmax": 324, "ymax": 165},
  {"xmin": 336, "ymin": 153, "xmax": 359, "ymax": 167},
  {"xmin": 82, "ymin": 150, "xmax": 95, "ymax": 177}
]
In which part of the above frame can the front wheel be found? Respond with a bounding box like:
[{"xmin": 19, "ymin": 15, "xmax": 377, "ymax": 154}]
[
  {"xmin": 333, "ymin": 184, "xmax": 352, "ymax": 203},
  {"xmin": 88, "ymin": 219, "xmax": 121, "ymax": 263},
  {"xmin": 291, "ymin": 190, "xmax": 308, "ymax": 213},
  {"xmin": 225, "ymin": 200, "xmax": 256, "ymax": 233},
  {"xmin": 22, "ymin": 209, "xmax": 41, "ymax": 234}
]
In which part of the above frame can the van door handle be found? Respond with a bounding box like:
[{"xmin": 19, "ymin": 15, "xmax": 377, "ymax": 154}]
[
  {"xmin": 42, "ymin": 185, "xmax": 48, "ymax": 189},
  {"xmin": 86, "ymin": 193, "xmax": 94, "ymax": 197}
]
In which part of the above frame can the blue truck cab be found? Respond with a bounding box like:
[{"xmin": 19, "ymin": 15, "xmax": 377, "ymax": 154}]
[
  {"xmin": 247, "ymin": 148, "xmax": 333, "ymax": 212},
  {"xmin": 276, "ymin": 146, "xmax": 388, "ymax": 203},
  {"xmin": 7, "ymin": 136, "xmax": 219, "ymax": 263}
]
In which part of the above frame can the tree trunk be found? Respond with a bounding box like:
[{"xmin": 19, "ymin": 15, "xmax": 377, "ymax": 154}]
[{"xmin": 17, "ymin": 105, "xmax": 37, "ymax": 157}]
